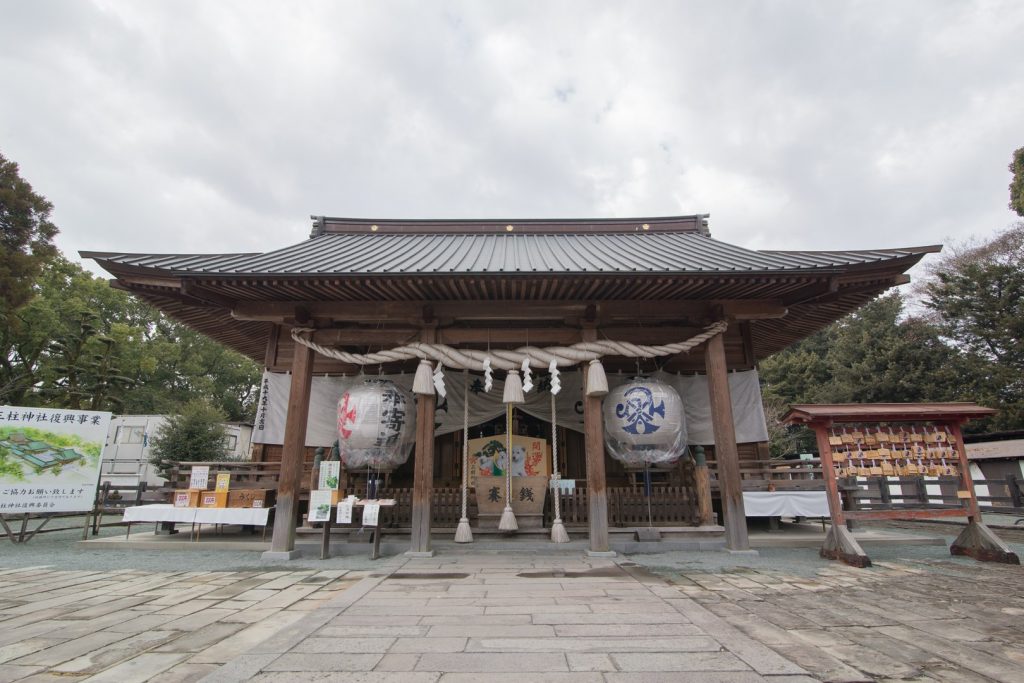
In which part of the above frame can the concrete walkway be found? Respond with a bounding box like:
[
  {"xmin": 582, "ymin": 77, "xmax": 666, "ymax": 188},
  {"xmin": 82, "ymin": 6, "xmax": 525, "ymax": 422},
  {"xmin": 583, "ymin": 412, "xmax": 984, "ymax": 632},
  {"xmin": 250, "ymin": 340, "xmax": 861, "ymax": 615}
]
[{"xmin": 209, "ymin": 554, "xmax": 810, "ymax": 682}]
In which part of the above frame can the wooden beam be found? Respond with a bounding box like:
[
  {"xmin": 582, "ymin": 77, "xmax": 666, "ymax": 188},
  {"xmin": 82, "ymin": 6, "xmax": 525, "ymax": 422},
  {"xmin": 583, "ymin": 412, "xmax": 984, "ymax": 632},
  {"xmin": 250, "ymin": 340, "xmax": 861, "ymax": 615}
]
[
  {"xmin": 582, "ymin": 326, "xmax": 611, "ymax": 554},
  {"xmin": 115, "ymin": 274, "xmax": 183, "ymax": 290},
  {"xmin": 266, "ymin": 339, "xmax": 314, "ymax": 558},
  {"xmin": 264, "ymin": 324, "xmax": 280, "ymax": 368},
  {"xmin": 313, "ymin": 328, "xmax": 421, "ymax": 346},
  {"xmin": 232, "ymin": 299, "xmax": 788, "ymax": 324},
  {"xmin": 409, "ymin": 327, "xmax": 437, "ymax": 556},
  {"xmin": 705, "ymin": 332, "xmax": 749, "ymax": 551},
  {"xmin": 718, "ymin": 301, "xmax": 788, "ymax": 320},
  {"xmin": 739, "ymin": 321, "xmax": 755, "ymax": 368},
  {"xmin": 180, "ymin": 280, "xmax": 236, "ymax": 309}
]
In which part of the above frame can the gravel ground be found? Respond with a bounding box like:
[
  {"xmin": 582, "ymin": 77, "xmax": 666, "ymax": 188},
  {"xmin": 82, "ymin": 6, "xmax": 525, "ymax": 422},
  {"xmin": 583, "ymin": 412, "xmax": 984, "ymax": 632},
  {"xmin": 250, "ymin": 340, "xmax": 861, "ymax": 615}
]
[
  {"xmin": 0, "ymin": 517, "xmax": 402, "ymax": 572},
  {"xmin": 4, "ymin": 515, "xmax": 1023, "ymax": 577},
  {"xmin": 627, "ymin": 536, "xmax": 1024, "ymax": 581}
]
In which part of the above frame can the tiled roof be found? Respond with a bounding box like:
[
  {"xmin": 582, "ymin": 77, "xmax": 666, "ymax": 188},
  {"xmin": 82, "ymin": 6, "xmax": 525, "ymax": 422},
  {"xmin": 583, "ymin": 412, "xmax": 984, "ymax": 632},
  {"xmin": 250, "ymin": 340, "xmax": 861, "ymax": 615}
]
[{"xmin": 83, "ymin": 232, "xmax": 937, "ymax": 277}]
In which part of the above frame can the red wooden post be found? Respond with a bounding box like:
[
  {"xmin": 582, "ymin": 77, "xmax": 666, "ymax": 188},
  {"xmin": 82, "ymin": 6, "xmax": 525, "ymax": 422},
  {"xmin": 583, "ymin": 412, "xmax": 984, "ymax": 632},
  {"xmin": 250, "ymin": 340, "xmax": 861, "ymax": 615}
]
[
  {"xmin": 265, "ymin": 339, "xmax": 314, "ymax": 559},
  {"xmin": 704, "ymin": 331, "xmax": 749, "ymax": 551}
]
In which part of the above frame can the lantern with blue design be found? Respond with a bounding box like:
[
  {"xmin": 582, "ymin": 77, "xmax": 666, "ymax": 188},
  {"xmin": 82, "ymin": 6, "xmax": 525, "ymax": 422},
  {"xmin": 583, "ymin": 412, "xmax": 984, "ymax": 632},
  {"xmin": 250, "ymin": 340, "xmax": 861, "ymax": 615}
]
[
  {"xmin": 603, "ymin": 378, "xmax": 687, "ymax": 466},
  {"xmin": 336, "ymin": 379, "xmax": 416, "ymax": 470}
]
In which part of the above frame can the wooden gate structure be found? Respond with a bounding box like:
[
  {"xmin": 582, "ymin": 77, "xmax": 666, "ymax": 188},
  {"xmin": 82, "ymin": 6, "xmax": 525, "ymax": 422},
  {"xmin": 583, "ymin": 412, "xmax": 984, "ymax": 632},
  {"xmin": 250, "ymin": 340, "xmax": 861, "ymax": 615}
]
[{"xmin": 84, "ymin": 215, "xmax": 937, "ymax": 558}]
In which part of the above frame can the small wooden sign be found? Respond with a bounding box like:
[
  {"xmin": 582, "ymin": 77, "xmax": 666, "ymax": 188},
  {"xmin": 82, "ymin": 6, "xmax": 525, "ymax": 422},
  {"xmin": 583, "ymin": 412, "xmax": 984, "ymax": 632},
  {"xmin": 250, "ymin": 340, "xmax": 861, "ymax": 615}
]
[{"xmin": 215, "ymin": 473, "xmax": 231, "ymax": 492}]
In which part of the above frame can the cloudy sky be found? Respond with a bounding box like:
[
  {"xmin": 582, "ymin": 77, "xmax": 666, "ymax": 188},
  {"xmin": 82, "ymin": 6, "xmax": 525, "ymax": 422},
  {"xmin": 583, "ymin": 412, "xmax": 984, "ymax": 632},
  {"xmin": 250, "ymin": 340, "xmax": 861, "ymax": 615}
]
[{"xmin": 1, "ymin": 1, "xmax": 1022, "ymax": 272}]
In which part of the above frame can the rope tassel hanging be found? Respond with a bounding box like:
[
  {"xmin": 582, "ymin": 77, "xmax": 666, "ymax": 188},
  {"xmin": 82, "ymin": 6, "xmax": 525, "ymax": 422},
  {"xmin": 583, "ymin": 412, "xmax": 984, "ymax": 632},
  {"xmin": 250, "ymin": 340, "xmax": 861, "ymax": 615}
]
[
  {"xmin": 454, "ymin": 370, "xmax": 473, "ymax": 543},
  {"xmin": 549, "ymin": 389, "xmax": 570, "ymax": 543},
  {"xmin": 498, "ymin": 403, "xmax": 518, "ymax": 532},
  {"xmin": 412, "ymin": 358, "xmax": 434, "ymax": 395}
]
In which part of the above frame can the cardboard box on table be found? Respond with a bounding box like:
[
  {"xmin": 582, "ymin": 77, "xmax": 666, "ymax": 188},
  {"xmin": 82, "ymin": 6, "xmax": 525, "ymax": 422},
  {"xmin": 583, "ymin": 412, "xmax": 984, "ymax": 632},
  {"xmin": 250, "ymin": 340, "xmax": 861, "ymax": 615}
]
[
  {"xmin": 173, "ymin": 490, "xmax": 203, "ymax": 508},
  {"xmin": 227, "ymin": 489, "xmax": 270, "ymax": 508}
]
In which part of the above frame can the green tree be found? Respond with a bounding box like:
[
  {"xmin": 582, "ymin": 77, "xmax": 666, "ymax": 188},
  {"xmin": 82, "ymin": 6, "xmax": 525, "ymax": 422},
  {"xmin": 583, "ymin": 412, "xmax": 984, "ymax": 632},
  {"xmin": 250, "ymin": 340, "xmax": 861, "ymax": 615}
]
[
  {"xmin": 924, "ymin": 223, "xmax": 1024, "ymax": 430},
  {"xmin": 1, "ymin": 256, "xmax": 147, "ymax": 408},
  {"xmin": 1010, "ymin": 146, "xmax": 1024, "ymax": 218},
  {"xmin": 824, "ymin": 294, "xmax": 965, "ymax": 404},
  {"xmin": 149, "ymin": 400, "xmax": 229, "ymax": 478},
  {"xmin": 759, "ymin": 292, "xmax": 970, "ymax": 454},
  {"xmin": 1, "ymin": 255, "xmax": 260, "ymax": 419},
  {"xmin": 0, "ymin": 152, "xmax": 58, "ymax": 320}
]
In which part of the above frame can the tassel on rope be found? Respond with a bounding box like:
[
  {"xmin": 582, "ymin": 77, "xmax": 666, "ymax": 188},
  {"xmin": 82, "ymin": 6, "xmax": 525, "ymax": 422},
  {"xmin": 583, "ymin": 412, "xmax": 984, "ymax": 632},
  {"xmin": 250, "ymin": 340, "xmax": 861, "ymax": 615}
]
[
  {"xmin": 502, "ymin": 369, "xmax": 525, "ymax": 404},
  {"xmin": 550, "ymin": 390, "xmax": 570, "ymax": 543},
  {"xmin": 498, "ymin": 403, "xmax": 518, "ymax": 532},
  {"xmin": 585, "ymin": 358, "xmax": 609, "ymax": 397},
  {"xmin": 432, "ymin": 362, "xmax": 447, "ymax": 398},
  {"xmin": 412, "ymin": 358, "xmax": 435, "ymax": 395},
  {"xmin": 454, "ymin": 370, "xmax": 473, "ymax": 543}
]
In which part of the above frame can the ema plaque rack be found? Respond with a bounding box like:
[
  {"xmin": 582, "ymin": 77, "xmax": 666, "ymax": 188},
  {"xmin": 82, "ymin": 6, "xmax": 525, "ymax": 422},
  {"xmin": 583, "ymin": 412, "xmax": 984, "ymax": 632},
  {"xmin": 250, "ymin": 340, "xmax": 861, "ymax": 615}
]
[{"xmin": 782, "ymin": 403, "xmax": 1019, "ymax": 568}]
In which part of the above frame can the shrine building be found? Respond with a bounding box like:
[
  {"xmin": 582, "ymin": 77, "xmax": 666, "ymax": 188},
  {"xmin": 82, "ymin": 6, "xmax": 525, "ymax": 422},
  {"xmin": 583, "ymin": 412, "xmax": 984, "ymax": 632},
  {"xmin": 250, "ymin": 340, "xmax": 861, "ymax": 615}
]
[{"xmin": 83, "ymin": 215, "xmax": 937, "ymax": 558}]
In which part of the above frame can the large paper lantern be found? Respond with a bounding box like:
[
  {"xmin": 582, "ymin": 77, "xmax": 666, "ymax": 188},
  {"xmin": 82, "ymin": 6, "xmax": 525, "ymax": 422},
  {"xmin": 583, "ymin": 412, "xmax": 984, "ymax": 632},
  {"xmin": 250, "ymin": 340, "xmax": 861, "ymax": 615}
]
[
  {"xmin": 603, "ymin": 378, "xmax": 687, "ymax": 466},
  {"xmin": 336, "ymin": 379, "xmax": 416, "ymax": 470}
]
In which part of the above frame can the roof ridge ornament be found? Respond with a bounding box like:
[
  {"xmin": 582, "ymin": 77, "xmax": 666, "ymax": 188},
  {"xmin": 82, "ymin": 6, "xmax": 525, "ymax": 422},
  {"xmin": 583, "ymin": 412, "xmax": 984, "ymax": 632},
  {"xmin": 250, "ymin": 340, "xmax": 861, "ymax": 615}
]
[{"xmin": 309, "ymin": 215, "xmax": 326, "ymax": 238}]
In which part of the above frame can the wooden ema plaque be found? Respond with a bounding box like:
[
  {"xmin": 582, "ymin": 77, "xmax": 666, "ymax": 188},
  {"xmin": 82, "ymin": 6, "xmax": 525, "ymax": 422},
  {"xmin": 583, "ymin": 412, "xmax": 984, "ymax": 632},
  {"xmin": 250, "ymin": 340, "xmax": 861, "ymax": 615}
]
[{"xmin": 782, "ymin": 403, "xmax": 1018, "ymax": 568}]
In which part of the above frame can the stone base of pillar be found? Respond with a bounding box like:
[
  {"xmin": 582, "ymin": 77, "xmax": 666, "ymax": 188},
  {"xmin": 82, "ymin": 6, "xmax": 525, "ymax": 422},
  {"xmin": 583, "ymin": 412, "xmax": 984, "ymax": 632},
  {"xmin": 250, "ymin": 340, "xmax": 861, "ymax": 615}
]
[
  {"xmin": 261, "ymin": 549, "xmax": 302, "ymax": 561},
  {"xmin": 585, "ymin": 550, "xmax": 617, "ymax": 558},
  {"xmin": 405, "ymin": 550, "xmax": 435, "ymax": 558},
  {"xmin": 720, "ymin": 548, "xmax": 759, "ymax": 556}
]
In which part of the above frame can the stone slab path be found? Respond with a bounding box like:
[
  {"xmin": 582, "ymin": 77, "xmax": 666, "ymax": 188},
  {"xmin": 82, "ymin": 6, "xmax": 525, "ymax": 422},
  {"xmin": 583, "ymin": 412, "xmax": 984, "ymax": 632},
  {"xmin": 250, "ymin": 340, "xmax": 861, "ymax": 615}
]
[
  {"xmin": 649, "ymin": 555, "xmax": 1024, "ymax": 683},
  {"xmin": 0, "ymin": 566, "xmax": 370, "ymax": 683},
  {"xmin": 210, "ymin": 554, "xmax": 811, "ymax": 682},
  {"xmin": 1, "ymin": 549, "xmax": 1022, "ymax": 682}
]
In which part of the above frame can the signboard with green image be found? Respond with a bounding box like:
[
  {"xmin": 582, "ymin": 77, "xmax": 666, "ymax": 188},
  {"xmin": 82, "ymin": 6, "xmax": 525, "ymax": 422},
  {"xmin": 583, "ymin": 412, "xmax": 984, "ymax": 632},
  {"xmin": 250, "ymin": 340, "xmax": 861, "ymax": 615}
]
[{"xmin": 0, "ymin": 406, "xmax": 112, "ymax": 513}]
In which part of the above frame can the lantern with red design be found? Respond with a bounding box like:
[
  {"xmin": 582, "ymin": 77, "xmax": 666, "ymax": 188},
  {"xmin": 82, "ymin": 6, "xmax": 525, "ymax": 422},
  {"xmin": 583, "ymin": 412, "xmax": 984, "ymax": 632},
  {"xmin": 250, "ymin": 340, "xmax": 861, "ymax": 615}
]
[{"xmin": 336, "ymin": 379, "xmax": 416, "ymax": 469}]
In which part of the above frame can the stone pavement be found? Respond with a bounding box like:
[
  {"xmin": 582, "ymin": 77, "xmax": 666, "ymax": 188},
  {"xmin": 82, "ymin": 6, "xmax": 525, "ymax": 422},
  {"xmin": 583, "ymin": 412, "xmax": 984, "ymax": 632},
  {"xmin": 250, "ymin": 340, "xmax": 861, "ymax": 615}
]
[
  {"xmin": 1, "ymin": 549, "xmax": 1023, "ymax": 682},
  {"xmin": 0, "ymin": 566, "xmax": 371, "ymax": 683},
  {"xmin": 647, "ymin": 555, "xmax": 1024, "ymax": 682},
  {"xmin": 210, "ymin": 554, "xmax": 811, "ymax": 682}
]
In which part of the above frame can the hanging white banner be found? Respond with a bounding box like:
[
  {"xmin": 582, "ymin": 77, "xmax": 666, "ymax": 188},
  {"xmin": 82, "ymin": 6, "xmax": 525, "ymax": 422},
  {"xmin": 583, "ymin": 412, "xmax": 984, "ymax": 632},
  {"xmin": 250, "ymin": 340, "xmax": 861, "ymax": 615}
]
[{"xmin": 252, "ymin": 369, "xmax": 769, "ymax": 448}]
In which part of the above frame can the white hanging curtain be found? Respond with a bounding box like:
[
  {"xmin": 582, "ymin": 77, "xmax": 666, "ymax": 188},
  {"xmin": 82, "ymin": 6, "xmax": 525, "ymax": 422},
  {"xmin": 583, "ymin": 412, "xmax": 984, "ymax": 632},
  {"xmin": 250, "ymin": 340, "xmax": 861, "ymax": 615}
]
[{"xmin": 252, "ymin": 368, "xmax": 769, "ymax": 448}]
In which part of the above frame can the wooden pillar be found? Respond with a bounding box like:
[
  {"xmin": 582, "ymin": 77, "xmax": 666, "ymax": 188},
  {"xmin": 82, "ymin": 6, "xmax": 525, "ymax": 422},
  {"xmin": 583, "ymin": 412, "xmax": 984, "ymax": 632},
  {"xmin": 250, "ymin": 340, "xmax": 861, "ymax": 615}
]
[
  {"xmin": 265, "ymin": 339, "xmax": 314, "ymax": 559},
  {"xmin": 692, "ymin": 446, "xmax": 714, "ymax": 526},
  {"xmin": 704, "ymin": 331, "xmax": 749, "ymax": 551},
  {"xmin": 409, "ymin": 328, "xmax": 437, "ymax": 556},
  {"xmin": 582, "ymin": 328, "xmax": 611, "ymax": 554}
]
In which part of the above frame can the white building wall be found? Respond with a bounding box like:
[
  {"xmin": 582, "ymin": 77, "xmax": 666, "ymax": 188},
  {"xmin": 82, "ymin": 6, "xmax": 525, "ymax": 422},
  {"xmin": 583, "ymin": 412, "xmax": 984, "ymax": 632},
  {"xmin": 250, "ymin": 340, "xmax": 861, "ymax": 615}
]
[{"xmin": 101, "ymin": 416, "xmax": 253, "ymax": 488}]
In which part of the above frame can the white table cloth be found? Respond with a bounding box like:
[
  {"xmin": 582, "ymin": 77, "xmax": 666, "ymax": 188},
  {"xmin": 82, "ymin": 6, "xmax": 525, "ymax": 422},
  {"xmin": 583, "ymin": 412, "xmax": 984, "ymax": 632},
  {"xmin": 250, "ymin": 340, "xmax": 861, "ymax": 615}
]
[
  {"xmin": 122, "ymin": 504, "xmax": 270, "ymax": 526},
  {"xmin": 742, "ymin": 491, "xmax": 830, "ymax": 517}
]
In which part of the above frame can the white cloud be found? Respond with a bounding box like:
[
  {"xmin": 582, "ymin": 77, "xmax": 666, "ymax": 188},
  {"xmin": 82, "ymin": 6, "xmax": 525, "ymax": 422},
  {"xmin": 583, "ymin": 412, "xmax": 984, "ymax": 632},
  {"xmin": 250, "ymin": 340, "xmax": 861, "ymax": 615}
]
[{"xmin": 0, "ymin": 0, "xmax": 1021, "ymax": 274}]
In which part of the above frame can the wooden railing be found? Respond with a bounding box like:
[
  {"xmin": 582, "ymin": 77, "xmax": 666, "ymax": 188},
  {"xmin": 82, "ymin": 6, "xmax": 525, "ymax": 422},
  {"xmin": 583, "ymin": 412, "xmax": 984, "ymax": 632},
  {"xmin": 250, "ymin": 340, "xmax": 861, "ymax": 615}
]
[
  {"xmin": 165, "ymin": 461, "xmax": 282, "ymax": 492},
  {"xmin": 708, "ymin": 457, "xmax": 826, "ymax": 491},
  {"xmin": 549, "ymin": 486, "xmax": 699, "ymax": 527}
]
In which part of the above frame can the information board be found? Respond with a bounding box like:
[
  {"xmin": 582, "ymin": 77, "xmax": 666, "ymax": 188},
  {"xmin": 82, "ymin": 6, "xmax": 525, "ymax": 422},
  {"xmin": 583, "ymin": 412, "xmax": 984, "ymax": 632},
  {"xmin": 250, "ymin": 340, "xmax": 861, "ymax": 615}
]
[{"xmin": 0, "ymin": 406, "xmax": 112, "ymax": 513}]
